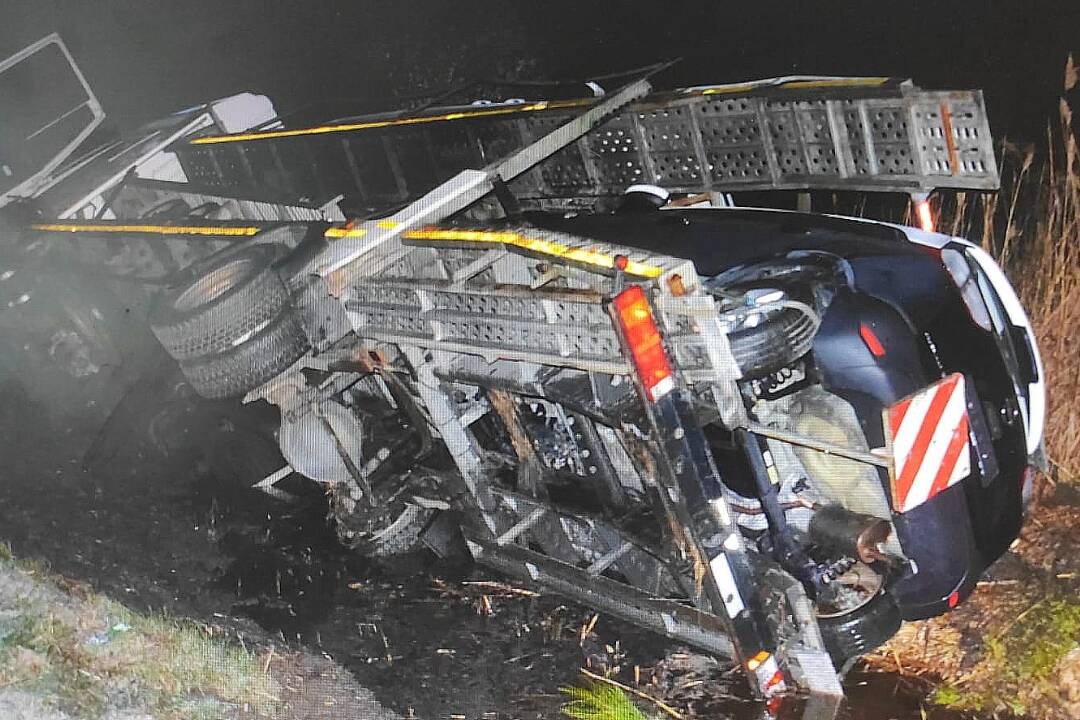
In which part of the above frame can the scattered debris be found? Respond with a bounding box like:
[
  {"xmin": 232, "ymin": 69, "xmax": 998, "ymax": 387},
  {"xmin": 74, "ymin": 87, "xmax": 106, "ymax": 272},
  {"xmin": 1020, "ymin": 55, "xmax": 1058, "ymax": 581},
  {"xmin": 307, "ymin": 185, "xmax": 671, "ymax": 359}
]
[
  {"xmin": 461, "ymin": 580, "xmax": 540, "ymax": 598},
  {"xmin": 579, "ymin": 613, "xmax": 600, "ymax": 645}
]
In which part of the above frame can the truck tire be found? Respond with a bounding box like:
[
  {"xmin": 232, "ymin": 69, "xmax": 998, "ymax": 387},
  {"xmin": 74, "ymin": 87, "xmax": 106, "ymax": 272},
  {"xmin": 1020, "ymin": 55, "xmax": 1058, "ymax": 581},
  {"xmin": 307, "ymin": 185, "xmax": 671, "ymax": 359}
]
[
  {"xmin": 332, "ymin": 467, "xmax": 445, "ymax": 558},
  {"xmin": 818, "ymin": 589, "xmax": 902, "ymax": 669},
  {"xmin": 333, "ymin": 491, "xmax": 436, "ymax": 558},
  {"xmin": 359, "ymin": 505, "xmax": 435, "ymax": 558},
  {"xmin": 151, "ymin": 246, "xmax": 291, "ymax": 361},
  {"xmin": 178, "ymin": 311, "xmax": 309, "ymax": 399}
]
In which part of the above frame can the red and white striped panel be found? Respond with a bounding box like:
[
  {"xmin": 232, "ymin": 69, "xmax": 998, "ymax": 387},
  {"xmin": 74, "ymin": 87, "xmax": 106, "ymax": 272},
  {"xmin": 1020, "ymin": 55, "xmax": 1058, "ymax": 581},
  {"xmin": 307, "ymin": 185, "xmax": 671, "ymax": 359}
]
[{"xmin": 888, "ymin": 373, "xmax": 972, "ymax": 513}]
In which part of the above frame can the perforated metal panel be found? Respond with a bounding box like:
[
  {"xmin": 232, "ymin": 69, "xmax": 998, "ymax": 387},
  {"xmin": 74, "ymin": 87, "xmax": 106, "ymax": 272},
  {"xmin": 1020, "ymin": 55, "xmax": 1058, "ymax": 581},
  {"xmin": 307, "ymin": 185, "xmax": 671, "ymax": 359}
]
[
  {"xmin": 176, "ymin": 80, "xmax": 1000, "ymax": 211},
  {"xmin": 698, "ymin": 97, "xmax": 771, "ymax": 185},
  {"xmin": 548, "ymin": 89, "xmax": 996, "ymax": 195},
  {"xmin": 910, "ymin": 94, "xmax": 995, "ymax": 177},
  {"xmin": 334, "ymin": 221, "xmax": 697, "ymax": 372},
  {"xmin": 583, "ymin": 116, "xmax": 648, "ymax": 188},
  {"xmin": 345, "ymin": 278, "xmax": 626, "ymax": 372},
  {"xmin": 526, "ymin": 114, "xmax": 592, "ymax": 191}
]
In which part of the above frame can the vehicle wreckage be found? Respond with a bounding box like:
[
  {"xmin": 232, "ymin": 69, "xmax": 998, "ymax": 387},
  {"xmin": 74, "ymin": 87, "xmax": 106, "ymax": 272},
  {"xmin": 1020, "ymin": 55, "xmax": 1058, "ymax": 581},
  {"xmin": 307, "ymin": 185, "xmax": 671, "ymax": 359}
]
[{"xmin": 0, "ymin": 35, "xmax": 1047, "ymax": 717}]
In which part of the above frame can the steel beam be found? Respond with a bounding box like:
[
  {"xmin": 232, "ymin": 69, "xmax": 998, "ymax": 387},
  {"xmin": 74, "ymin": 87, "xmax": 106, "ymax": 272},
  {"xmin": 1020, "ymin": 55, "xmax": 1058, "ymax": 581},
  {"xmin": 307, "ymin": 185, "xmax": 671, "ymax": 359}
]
[{"xmin": 313, "ymin": 79, "xmax": 652, "ymax": 282}]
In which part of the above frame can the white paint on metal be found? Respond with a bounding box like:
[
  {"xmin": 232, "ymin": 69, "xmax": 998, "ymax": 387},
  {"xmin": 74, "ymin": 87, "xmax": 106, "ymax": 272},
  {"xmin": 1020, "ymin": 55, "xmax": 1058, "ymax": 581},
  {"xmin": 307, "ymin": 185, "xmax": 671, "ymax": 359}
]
[
  {"xmin": 709, "ymin": 553, "xmax": 746, "ymax": 618},
  {"xmin": 209, "ymin": 92, "xmax": 279, "ymax": 133},
  {"xmin": 0, "ymin": 34, "xmax": 105, "ymax": 207}
]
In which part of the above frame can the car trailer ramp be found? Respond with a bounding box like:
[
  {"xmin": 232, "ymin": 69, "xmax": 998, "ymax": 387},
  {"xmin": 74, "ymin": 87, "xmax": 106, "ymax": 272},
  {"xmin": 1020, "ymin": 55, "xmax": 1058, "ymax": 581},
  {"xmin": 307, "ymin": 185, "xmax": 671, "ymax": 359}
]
[{"xmin": 175, "ymin": 75, "xmax": 999, "ymax": 216}]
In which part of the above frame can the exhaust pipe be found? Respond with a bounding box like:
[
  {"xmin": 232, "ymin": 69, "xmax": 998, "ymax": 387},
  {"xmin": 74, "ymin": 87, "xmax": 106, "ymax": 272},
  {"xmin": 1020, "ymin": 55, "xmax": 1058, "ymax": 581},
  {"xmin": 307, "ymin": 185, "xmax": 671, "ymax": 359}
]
[{"xmin": 809, "ymin": 504, "xmax": 892, "ymax": 565}]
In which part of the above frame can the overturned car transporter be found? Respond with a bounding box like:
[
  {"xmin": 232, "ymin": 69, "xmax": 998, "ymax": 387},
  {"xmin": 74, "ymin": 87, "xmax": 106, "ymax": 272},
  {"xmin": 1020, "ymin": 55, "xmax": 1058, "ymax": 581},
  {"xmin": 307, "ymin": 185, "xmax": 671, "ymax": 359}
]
[{"xmin": 10, "ymin": 42, "xmax": 1014, "ymax": 719}]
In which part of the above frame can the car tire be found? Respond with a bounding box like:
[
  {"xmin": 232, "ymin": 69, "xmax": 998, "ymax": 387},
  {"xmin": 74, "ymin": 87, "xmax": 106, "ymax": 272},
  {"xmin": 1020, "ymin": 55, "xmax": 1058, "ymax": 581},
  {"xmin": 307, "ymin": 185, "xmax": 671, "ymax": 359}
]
[
  {"xmin": 817, "ymin": 589, "xmax": 902, "ymax": 669},
  {"xmin": 728, "ymin": 305, "xmax": 818, "ymax": 377}
]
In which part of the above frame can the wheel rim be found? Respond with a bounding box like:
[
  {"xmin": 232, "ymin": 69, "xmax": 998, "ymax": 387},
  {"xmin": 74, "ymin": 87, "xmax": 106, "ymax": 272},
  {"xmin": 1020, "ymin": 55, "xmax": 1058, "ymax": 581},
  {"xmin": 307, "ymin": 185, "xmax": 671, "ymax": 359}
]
[
  {"xmin": 369, "ymin": 504, "xmax": 430, "ymax": 545},
  {"xmin": 815, "ymin": 562, "xmax": 884, "ymax": 619},
  {"xmin": 174, "ymin": 257, "xmax": 254, "ymax": 312}
]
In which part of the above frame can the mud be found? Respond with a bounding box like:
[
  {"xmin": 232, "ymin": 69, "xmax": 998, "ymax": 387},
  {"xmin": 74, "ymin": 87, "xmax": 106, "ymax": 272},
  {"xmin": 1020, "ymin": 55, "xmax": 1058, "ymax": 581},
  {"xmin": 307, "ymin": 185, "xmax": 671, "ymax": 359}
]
[{"xmin": 0, "ymin": 370, "xmax": 965, "ymax": 719}]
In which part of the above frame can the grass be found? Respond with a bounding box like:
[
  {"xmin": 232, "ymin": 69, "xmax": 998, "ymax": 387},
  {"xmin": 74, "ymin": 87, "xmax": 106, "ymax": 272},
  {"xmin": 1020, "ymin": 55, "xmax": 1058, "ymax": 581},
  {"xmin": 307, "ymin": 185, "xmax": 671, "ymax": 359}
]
[
  {"xmin": 561, "ymin": 681, "xmax": 652, "ymax": 720},
  {"xmin": 0, "ymin": 542, "xmax": 279, "ymax": 719},
  {"xmin": 108, "ymin": 605, "xmax": 278, "ymax": 715},
  {"xmin": 929, "ymin": 596, "xmax": 1080, "ymax": 715},
  {"xmin": 0, "ymin": 610, "xmax": 107, "ymax": 716}
]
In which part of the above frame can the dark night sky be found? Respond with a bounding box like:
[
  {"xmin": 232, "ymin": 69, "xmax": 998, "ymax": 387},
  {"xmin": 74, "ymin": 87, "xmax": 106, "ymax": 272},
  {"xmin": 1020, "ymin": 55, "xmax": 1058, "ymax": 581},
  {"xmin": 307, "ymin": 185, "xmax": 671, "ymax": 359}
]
[{"xmin": 3, "ymin": 1, "xmax": 1079, "ymax": 139}]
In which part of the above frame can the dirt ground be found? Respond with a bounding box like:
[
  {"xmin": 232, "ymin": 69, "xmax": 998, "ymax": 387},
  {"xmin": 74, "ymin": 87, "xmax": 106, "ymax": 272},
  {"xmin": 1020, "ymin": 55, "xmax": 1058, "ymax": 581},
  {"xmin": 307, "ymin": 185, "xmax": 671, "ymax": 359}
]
[{"xmin": 0, "ymin": 371, "xmax": 669, "ymax": 719}]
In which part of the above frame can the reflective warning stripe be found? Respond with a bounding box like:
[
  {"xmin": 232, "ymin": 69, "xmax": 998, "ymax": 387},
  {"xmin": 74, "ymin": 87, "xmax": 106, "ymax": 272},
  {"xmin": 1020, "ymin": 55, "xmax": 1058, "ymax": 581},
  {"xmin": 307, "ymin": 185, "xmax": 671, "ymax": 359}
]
[
  {"xmin": 323, "ymin": 219, "xmax": 399, "ymax": 239},
  {"xmin": 697, "ymin": 76, "xmax": 890, "ymax": 96},
  {"xmin": 189, "ymin": 99, "xmax": 591, "ymax": 145},
  {"xmin": 31, "ymin": 222, "xmax": 262, "ymax": 237},
  {"xmin": 888, "ymin": 373, "xmax": 971, "ymax": 513},
  {"xmin": 322, "ymin": 223, "xmax": 664, "ymax": 278},
  {"xmin": 402, "ymin": 227, "xmax": 664, "ymax": 279}
]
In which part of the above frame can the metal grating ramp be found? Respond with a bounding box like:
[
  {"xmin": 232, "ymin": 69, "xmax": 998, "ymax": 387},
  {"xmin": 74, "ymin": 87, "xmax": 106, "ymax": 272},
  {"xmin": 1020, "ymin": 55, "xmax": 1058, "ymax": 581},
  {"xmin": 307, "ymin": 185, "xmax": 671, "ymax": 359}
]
[{"xmin": 175, "ymin": 79, "xmax": 1000, "ymax": 211}]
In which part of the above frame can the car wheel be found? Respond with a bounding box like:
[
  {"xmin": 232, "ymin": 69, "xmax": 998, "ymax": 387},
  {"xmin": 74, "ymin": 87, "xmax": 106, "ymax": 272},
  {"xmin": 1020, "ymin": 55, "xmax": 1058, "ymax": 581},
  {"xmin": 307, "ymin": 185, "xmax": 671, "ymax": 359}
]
[
  {"xmin": 817, "ymin": 585, "xmax": 902, "ymax": 669},
  {"xmin": 728, "ymin": 304, "xmax": 818, "ymax": 377}
]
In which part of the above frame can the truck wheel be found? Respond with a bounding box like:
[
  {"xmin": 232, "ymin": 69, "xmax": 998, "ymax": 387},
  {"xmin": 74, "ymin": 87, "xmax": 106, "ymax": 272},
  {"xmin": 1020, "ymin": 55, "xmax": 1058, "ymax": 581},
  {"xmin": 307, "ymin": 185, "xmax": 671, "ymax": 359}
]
[
  {"xmin": 151, "ymin": 246, "xmax": 292, "ymax": 361},
  {"xmin": 177, "ymin": 312, "xmax": 309, "ymax": 399},
  {"xmin": 151, "ymin": 245, "xmax": 309, "ymax": 399},
  {"xmin": 817, "ymin": 589, "xmax": 902, "ymax": 669},
  {"xmin": 331, "ymin": 470, "xmax": 442, "ymax": 558},
  {"xmin": 359, "ymin": 505, "xmax": 435, "ymax": 558},
  {"xmin": 333, "ymin": 493, "xmax": 436, "ymax": 558}
]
